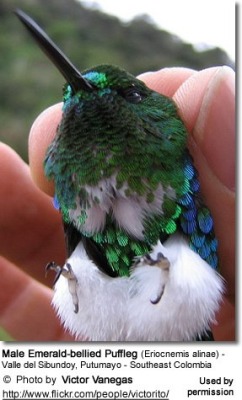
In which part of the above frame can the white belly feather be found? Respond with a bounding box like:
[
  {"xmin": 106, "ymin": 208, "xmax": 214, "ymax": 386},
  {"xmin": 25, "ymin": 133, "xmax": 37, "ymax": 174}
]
[{"xmin": 52, "ymin": 234, "xmax": 223, "ymax": 341}]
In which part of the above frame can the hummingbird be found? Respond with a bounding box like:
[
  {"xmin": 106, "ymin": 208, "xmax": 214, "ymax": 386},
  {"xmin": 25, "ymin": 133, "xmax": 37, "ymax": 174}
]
[{"xmin": 16, "ymin": 9, "xmax": 223, "ymax": 341}]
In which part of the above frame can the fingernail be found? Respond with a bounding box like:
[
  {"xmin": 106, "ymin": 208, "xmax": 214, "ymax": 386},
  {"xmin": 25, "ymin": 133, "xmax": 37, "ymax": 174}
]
[{"xmin": 194, "ymin": 66, "xmax": 235, "ymax": 191}]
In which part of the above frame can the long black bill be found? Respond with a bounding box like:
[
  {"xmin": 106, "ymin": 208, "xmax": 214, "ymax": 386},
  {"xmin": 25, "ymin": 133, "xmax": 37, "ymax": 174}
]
[{"xmin": 15, "ymin": 9, "xmax": 94, "ymax": 93}]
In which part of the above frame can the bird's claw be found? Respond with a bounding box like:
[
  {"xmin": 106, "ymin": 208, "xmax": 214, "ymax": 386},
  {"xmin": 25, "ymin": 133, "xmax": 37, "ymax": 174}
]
[
  {"xmin": 135, "ymin": 252, "xmax": 170, "ymax": 305},
  {"xmin": 45, "ymin": 261, "xmax": 62, "ymax": 284},
  {"xmin": 150, "ymin": 287, "xmax": 165, "ymax": 305},
  {"xmin": 45, "ymin": 261, "xmax": 79, "ymax": 313}
]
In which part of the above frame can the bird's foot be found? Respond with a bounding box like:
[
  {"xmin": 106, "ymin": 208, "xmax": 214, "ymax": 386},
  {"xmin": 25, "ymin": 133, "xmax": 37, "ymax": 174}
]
[
  {"xmin": 134, "ymin": 252, "xmax": 170, "ymax": 304},
  {"xmin": 46, "ymin": 261, "xmax": 79, "ymax": 313}
]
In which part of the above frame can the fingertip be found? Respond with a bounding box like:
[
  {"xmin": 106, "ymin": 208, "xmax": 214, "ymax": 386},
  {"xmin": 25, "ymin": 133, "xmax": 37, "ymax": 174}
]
[
  {"xmin": 173, "ymin": 66, "xmax": 222, "ymax": 132},
  {"xmin": 194, "ymin": 66, "xmax": 235, "ymax": 191},
  {"xmin": 29, "ymin": 103, "xmax": 63, "ymax": 195},
  {"xmin": 138, "ymin": 67, "xmax": 195, "ymax": 97},
  {"xmin": 174, "ymin": 66, "xmax": 235, "ymax": 191}
]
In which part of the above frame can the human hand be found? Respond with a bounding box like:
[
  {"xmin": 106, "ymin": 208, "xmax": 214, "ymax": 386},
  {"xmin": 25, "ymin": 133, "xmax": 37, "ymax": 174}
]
[{"xmin": 0, "ymin": 66, "xmax": 235, "ymax": 341}]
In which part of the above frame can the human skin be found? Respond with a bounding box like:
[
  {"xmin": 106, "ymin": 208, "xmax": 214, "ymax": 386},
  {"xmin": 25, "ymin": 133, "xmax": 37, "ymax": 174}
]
[{"xmin": 0, "ymin": 66, "xmax": 235, "ymax": 341}]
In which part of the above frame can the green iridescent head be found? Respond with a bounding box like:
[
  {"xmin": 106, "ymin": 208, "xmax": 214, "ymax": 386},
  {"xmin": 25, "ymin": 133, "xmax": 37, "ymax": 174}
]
[
  {"xmin": 44, "ymin": 64, "xmax": 186, "ymax": 210},
  {"xmin": 16, "ymin": 10, "xmax": 187, "ymax": 215}
]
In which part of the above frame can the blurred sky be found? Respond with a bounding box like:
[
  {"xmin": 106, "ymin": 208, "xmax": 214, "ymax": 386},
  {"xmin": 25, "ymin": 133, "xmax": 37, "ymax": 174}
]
[{"xmin": 82, "ymin": 0, "xmax": 235, "ymax": 62}]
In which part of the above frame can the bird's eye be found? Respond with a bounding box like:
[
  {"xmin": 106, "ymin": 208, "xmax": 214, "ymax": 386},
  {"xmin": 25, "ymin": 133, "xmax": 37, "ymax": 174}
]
[
  {"xmin": 126, "ymin": 91, "xmax": 143, "ymax": 103},
  {"xmin": 119, "ymin": 87, "xmax": 143, "ymax": 104}
]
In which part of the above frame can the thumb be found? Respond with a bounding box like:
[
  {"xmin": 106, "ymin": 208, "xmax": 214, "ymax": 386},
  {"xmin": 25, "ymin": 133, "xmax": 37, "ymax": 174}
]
[{"xmin": 29, "ymin": 103, "xmax": 63, "ymax": 196}]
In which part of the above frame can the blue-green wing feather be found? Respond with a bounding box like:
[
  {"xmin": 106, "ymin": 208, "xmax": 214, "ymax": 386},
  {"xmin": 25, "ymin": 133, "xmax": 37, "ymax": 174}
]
[{"xmin": 178, "ymin": 153, "xmax": 218, "ymax": 269}]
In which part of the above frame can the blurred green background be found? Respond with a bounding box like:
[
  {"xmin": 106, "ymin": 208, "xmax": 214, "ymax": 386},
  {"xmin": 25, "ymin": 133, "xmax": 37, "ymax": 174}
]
[
  {"xmin": 0, "ymin": 0, "xmax": 233, "ymax": 341},
  {"xmin": 0, "ymin": 0, "xmax": 233, "ymax": 161}
]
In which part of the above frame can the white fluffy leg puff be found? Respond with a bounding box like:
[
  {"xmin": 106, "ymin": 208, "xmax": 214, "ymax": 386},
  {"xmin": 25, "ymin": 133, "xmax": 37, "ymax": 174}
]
[{"xmin": 51, "ymin": 234, "xmax": 224, "ymax": 341}]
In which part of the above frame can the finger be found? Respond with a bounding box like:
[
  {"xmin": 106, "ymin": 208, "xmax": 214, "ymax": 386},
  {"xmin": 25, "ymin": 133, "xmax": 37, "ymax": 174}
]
[
  {"xmin": 174, "ymin": 66, "xmax": 235, "ymax": 190},
  {"xmin": 212, "ymin": 295, "xmax": 235, "ymax": 341},
  {"xmin": 29, "ymin": 104, "xmax": 63, "ymax": 195},
  {"xmin": 174, "ymin": 67, "xmax": 235, "ymax": 296},
  {"xmin": 138, "ymin": 67, "xmax": 195, "ymax": 97},
  {"xmin": 0, "ymin": 144, "xmax": 65, "ymax": 284},
  {"xmin": 0, "ymin": 257, "xmax": 73, "ymax": 341}
]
